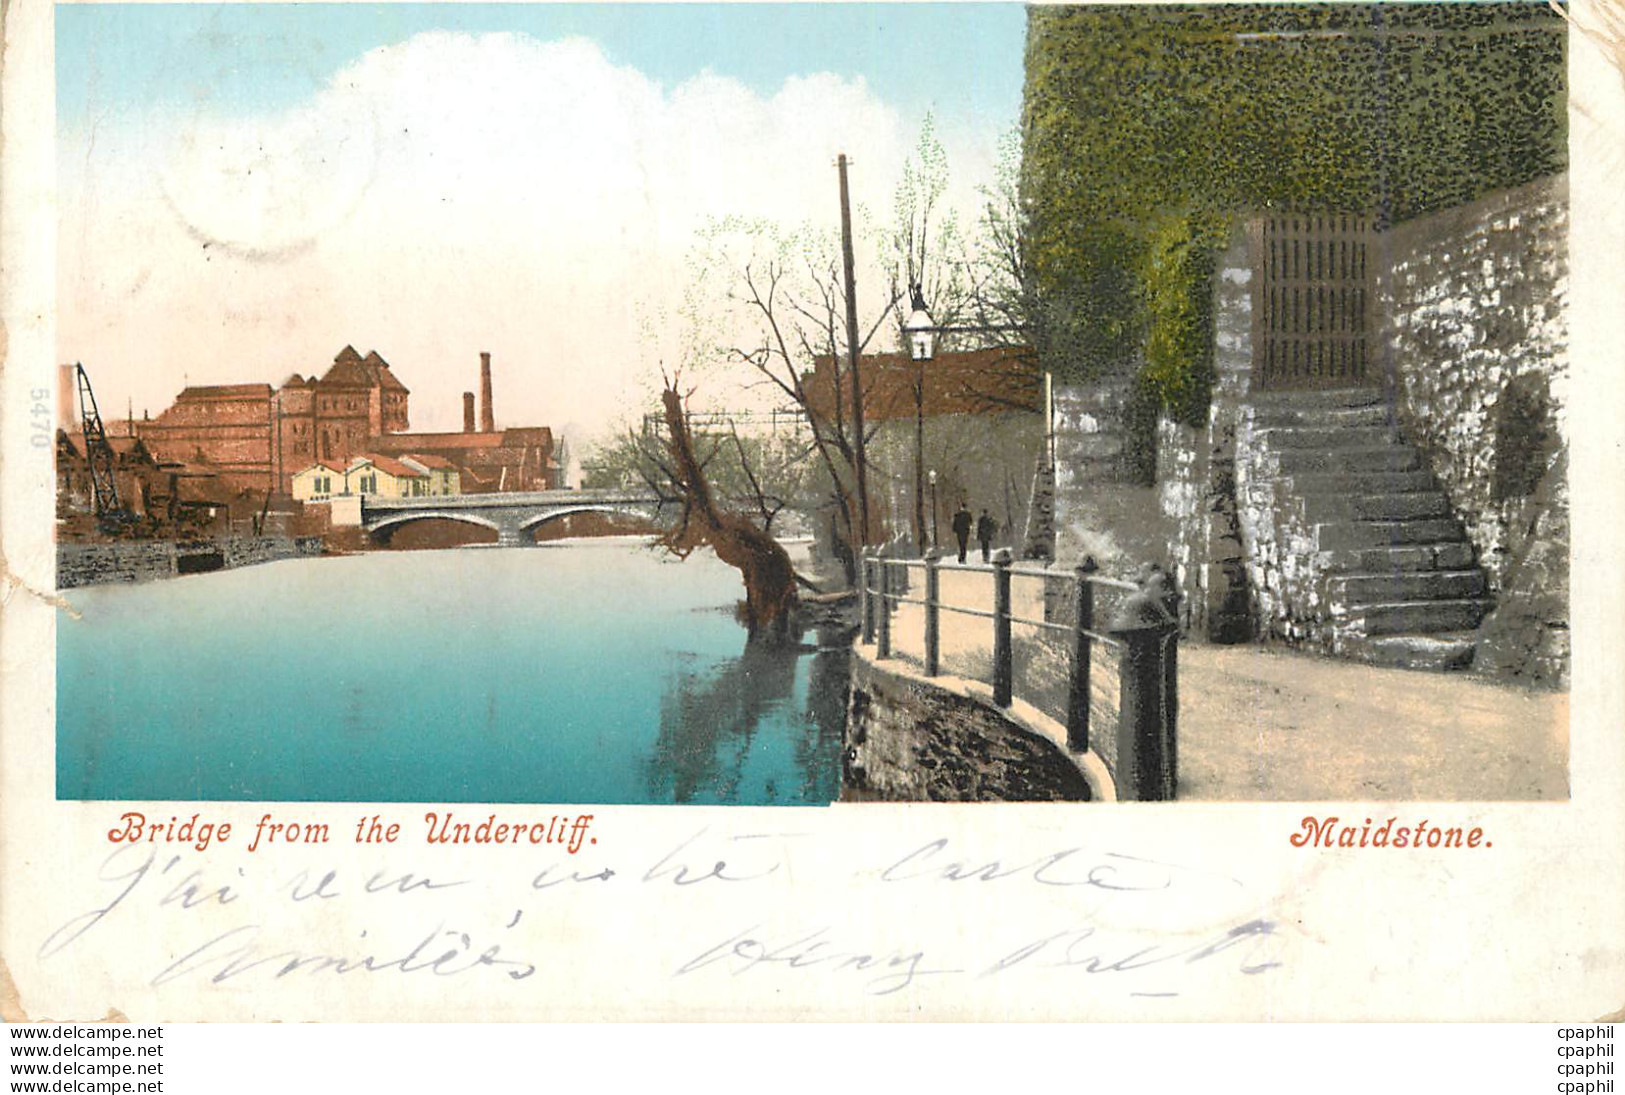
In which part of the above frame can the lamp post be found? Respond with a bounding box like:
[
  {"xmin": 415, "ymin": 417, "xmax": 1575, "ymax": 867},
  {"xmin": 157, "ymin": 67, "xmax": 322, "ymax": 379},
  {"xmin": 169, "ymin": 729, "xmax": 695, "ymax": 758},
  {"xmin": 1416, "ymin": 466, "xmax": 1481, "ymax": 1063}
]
[
  {"xmin": 904, "ymin": 284, "xmax": 936, "ymax": 557},
  {"xmin": 904, "ymin": 284, "xmax": 938, "ymax": 363},
  {"xmin": 929, "ymin": 468, "xmax": 939, "ymax": 549}
]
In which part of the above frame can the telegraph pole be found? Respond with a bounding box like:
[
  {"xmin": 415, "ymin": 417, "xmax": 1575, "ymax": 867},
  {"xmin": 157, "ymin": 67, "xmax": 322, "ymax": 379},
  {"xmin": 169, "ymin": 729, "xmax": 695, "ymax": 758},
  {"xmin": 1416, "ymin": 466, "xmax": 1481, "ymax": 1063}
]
[{"xmin": 837, "ymin": 153, "xmax": 871, "ymax": 548}]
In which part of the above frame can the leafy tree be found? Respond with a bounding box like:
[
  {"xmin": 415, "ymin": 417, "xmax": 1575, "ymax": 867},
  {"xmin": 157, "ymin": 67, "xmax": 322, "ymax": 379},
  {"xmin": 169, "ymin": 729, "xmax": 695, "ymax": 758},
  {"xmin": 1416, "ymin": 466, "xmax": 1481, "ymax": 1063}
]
[{"xmin": 682, "ymin": 120, "xmax": 981, "ymax": 578}]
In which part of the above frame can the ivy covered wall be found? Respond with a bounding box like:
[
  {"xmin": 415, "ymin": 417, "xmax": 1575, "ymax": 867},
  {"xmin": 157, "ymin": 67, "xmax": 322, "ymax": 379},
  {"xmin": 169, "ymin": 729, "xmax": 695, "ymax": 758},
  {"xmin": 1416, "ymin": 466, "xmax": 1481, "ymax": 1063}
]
[{"xmin": 1021, "ymin": 2, "xmax": 1568, "ymax": 414}]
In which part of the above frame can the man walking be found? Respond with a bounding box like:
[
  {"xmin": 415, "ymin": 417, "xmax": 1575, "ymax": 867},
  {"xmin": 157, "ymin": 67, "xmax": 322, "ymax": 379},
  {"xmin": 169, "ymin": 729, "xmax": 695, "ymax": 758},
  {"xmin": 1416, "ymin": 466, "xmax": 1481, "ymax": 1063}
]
[
  {"xmin": 977, "ymin": 508, "xmax": 997, "ymax": 563},
  {"xmin": 951, "ymin": 502, "xmax": 973, "ymax": 564}
]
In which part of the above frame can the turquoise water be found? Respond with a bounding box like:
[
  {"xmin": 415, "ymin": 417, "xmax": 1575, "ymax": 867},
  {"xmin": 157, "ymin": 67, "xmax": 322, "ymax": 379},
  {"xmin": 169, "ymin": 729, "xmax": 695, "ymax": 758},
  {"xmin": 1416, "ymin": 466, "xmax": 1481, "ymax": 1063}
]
[{"xmin": 56, "ymin": 541, "xmax": 846, "ymax": 804}]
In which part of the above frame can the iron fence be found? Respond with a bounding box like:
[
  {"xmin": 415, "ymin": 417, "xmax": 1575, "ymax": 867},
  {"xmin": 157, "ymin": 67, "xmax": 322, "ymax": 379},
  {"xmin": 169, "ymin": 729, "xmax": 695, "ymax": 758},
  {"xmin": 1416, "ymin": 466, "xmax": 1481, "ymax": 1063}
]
[{"xmin": 860, "ymin": 548, "xmax": 1181, "ymax": 801}]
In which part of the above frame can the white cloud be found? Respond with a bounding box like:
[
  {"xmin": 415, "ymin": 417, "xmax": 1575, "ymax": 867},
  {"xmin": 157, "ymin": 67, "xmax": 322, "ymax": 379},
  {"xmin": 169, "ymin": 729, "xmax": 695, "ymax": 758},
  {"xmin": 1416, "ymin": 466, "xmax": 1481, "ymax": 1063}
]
[{"xmin": 59, "ymin": 31, "xmax": 1002, "ymax": 438}]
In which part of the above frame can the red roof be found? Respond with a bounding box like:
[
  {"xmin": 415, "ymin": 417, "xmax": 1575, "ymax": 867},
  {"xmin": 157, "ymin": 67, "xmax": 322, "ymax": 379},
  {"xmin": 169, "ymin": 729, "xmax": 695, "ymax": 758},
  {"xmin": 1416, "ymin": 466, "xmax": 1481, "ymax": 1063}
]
[
  {"xmin": 402, "ymin": 453, "xmax": 456, "ymax": 470},
  {"xmin": 296, "ymin": 458, "xmax": 347, "ymax": 474},
  {"xmin": 352, "ymin": 453, "xmax": 426, "ymax": 479},
  {"xmin": 369, "ymin": 431, "xmax": 506, "ymax": 453},
  {"xmin": 174, "ymin": 383, "xmax": 273, "ymax": 402},
  {"xmin": 500, "ymin": 426, "xmax": 555, "ymax": 448}
]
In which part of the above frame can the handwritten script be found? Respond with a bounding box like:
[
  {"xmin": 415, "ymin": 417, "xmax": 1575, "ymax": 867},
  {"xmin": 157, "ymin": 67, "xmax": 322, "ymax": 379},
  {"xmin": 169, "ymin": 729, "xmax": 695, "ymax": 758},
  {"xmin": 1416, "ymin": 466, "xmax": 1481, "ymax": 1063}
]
[{"xmin": 39, "ymin": 829, "xmax": 1292, "ymax": 1000}]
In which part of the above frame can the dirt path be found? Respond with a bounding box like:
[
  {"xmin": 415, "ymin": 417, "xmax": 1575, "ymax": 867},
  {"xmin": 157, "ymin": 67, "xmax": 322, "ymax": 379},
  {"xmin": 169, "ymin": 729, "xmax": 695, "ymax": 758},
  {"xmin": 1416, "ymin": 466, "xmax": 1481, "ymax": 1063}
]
[{"xmin": 1176, "ymin": 644, "xmax": 1568, "ymax": 801}]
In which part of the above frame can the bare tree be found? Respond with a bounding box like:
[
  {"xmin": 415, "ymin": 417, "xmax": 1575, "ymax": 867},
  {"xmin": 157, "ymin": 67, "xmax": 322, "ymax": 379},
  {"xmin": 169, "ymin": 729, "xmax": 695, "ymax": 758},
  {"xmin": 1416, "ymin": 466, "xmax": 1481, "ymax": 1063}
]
[
  {"xmin": 650, "ymin": 377, "xmax": 800, "ymax": 640},
  {"xmin": 689, "ymin": 217, "xmax": 900, "ymax": 582},
  {"xmin": 665, "ymin": 120, "xmax": 1032, "ymax": 578},
  {"xmin": 586, "ymin": 412, "xmax": 814, "ymax": 538}
]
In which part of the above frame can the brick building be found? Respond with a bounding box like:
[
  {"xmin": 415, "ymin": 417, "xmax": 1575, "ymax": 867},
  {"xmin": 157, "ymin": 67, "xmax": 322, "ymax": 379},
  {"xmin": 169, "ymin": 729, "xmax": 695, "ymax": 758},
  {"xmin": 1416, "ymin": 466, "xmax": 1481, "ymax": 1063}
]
[
  {"xmin": 128, "ymin": 347, "xmax": 559, "ymax": 496},
  {"xmin": 802, "ymin": 346, "xmax": 1044, "ymax": 554},
  {"xmin": 804, "ymin": 346, "xmax": 1040, "ymax": 422}
]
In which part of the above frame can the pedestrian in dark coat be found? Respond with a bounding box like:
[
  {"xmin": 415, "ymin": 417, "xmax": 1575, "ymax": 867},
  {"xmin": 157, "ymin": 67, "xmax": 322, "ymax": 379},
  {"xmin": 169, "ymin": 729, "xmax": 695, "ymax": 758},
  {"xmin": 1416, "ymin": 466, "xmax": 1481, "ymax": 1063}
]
[
  {"xmin": 977, "ymin": 509, "xmax": 996, "ymax": 562},
  {"xmin": 951, "ymin": 503, "xmax": 973, "ymax": 564}
]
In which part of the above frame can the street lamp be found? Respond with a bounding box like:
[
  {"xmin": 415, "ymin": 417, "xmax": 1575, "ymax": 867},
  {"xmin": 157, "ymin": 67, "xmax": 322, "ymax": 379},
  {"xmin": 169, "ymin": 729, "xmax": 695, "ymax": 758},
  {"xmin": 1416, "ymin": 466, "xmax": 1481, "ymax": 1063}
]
[
  {"xmin": 929, "ymin": 468, "xmax": 939, "ymax": 549},
  {"xmin": 904, "ymin": 283, "xmax": 936, "ymax": 362},
  {"xmin": 904, "ymin": 282, "xmax": 935, "ymax": 555}
]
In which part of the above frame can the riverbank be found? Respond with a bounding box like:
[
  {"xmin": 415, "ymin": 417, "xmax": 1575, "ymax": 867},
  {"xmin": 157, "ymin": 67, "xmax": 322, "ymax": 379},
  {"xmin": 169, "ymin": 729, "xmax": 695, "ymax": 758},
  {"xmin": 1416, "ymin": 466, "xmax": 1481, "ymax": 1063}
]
[{"xmin": 56, "ymin": 535, "xmax": 325, "ymax": 589}]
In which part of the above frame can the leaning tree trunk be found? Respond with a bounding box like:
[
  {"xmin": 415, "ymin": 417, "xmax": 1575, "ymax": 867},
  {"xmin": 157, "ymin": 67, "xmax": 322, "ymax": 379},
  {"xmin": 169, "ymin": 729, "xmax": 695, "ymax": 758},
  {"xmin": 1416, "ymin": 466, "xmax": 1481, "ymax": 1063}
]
[{"xmin": 658, "ymin": 387, "xmax": 799, "ymax": 640}]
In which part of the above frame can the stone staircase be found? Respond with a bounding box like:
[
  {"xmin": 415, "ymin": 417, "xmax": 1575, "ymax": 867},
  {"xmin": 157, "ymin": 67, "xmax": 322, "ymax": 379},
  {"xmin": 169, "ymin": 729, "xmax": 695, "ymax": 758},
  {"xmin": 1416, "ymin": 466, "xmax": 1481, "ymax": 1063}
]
[{"xmin": 1250, "ymin": 388, "xmax": 1493, "ymax": 670}]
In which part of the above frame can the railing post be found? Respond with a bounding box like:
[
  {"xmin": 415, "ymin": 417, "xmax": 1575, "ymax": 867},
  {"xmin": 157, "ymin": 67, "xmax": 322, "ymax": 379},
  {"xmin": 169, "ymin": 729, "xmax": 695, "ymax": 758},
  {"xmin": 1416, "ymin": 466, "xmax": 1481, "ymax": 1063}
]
[
  {"xmin": 1108, "ymin": 566, "xmax": 1182, "ymax": 801},
  {"xmin": 860, "ymin": 550, "xmax": 876, "ymax": 645},
  {"xmin": 1159, "ymin": 571, "xmax": 1182, "ymax": 793},
  {"xmin": 923, "ymin": 550, "xmax": 941, "ymax": 677},
  {"xmin": 1163, "ymin": 626, "xmax": 1179, "ymax": 796},
  {"xmin": 876, "ymin": 557, "xmax": 892, "ymax": 660},
  {"xmin": 1113, "ymin": 621, "xmax": 1169, "ymax": 802},
  {"xmin": 991, "ymin": 548, "xmax": 1013, "ymax": 706},
  {"xmin": 1067, "ymin": 555, "xmax": 1098, "ymax": 753}
]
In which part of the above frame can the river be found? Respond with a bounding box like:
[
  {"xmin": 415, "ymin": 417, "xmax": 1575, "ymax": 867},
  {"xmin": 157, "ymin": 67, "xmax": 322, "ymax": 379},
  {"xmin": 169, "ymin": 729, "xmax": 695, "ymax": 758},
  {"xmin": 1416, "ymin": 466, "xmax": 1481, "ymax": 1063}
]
[{"xmin": 56, "ymin": 539, "xmax": 848, "ymax": 805}]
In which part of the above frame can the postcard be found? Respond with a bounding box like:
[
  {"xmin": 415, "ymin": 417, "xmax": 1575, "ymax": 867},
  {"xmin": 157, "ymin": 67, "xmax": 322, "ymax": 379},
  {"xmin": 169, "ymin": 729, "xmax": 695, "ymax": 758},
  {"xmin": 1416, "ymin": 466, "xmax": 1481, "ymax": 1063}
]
[{"xmin": 2, "ymin": 0, "xmax": 1622, "ymax": 1021}]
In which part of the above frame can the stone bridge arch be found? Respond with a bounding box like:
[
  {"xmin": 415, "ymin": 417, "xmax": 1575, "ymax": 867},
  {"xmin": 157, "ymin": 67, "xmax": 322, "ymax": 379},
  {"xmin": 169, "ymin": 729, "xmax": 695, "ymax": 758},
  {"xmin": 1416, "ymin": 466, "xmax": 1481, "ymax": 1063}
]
[
  {"xmin": 367, "ymin": 511, "xmax": 502, "ymax": 544},
  {"xmin": 517, "ymin": 505, "xmax": 664, "ymax": 536},
  {"xmin": 356, "ymin": 490, "xmax": 669, "ymax": 548}
]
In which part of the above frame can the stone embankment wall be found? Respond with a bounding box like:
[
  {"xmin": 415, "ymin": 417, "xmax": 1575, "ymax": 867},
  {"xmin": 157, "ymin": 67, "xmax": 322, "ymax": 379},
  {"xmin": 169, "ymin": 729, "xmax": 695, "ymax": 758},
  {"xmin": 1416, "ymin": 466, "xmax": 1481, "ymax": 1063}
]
[
  {"xmin": 1376, "ymin": 175, "xmax": 1570, "ymax": 685},
  {"xmin": 58, "ymin": 536, "xmax": 325, "ymax": 589},
  {"xmin": 843, "ymin": 656, "xmax": 1092, "ymax": 802}
]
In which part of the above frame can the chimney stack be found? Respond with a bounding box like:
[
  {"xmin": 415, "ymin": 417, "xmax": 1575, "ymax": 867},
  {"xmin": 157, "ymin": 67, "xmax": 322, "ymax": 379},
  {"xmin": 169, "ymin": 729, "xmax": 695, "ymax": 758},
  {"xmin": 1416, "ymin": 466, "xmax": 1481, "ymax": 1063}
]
[
  {"xmin": 462, "ymin": 391, "xmax": 476, "ymax": 433},
  {"xmin": 479, "ymin": 352, "xmax": 495, "ymax": 433},
  {"xmin": 59, "ymin": 363, "xmax": 78, "ymax": 431}
]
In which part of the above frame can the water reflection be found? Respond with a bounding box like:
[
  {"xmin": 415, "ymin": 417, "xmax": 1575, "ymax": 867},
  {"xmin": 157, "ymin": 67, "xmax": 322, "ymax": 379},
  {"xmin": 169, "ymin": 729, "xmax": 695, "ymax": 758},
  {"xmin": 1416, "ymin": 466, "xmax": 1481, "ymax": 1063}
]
[
  {"xmin": 649, "ymin": 636, "xmax": 847, "ymax": 805},
  {"xmin": 802, "ymin": 641, "xmax": 851, "ymax": 799}
]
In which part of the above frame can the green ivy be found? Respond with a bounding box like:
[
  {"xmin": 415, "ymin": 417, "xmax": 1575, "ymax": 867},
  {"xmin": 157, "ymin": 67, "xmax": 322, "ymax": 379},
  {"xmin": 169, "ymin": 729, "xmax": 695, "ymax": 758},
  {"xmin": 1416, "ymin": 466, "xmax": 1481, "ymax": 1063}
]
[
  {"xmin": 1022, "ymin": 2, "xmax": 1567, "ymax": 414},
  {"xmin": 1142, "ymin": 212, "xmax": 1229, "ymax": 426}
]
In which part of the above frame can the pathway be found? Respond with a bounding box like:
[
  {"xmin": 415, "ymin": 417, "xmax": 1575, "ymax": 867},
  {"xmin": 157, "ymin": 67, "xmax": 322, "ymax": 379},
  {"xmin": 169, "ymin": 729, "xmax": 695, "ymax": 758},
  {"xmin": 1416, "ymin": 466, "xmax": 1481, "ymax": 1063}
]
[
  {"xmin": 875, "ymin": 560, "xmax": 1567, "ymax": 801},
  {"xmin": 1175, "ymin": 644, "xmax": 1567, "ymax": 801}
]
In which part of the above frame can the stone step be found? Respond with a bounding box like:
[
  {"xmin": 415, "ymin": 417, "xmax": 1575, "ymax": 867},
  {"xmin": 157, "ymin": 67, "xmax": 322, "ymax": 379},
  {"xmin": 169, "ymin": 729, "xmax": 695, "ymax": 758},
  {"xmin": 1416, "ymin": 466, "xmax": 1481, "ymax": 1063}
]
[
  {"xmin": 1330, "ymin": 569, "xmax": 1488, "ymax": 604},
  {"xmin": 1321, "ymin": 541, "xmax": 1477, "ymax": 573},
  {"xmin": 1303, "ymin": 491, "xmax": 1450, "ymax": 522},
  {"xmin": 1281, "ymin": 470, "xmax": 1437, "ymax": 495},
  {"xmin": 1248, "ymin": 387, "xmax": 1386, "ymax": 409},
  {"xmin": 1341, "ymin": 598, "xmax": 1493, "ymax": 637},
  {"xmin": 1275, "ymin": 446, "xmax": 1421, "ymax": 474},
  {"xmin": 1258, "ymin": 425, "xmax": 1403, "ymax": 450},
  {"xmin": 1316, "ymin": 517, "xmax": 1464, "ymax": 550},
  {"xmin": 1252, "ymin": 404, "xmax": 1394, "ymax": 429},
  {"xmin": 1337, "ymin": 632, "xmax": 1478, "ymax": 672}
]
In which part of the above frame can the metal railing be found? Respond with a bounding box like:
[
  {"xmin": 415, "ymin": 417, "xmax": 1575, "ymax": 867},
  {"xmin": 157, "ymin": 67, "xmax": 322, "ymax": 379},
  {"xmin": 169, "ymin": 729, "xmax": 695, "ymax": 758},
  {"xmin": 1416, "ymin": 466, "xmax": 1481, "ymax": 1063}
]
[{"xmin": 859, "ymin": 547, "xmax": 1181, "ymax": 801}]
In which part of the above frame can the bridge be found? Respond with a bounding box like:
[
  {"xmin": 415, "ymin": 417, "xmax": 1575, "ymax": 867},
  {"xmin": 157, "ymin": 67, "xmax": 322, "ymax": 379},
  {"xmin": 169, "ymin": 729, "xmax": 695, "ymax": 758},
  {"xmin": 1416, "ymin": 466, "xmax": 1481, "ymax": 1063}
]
[{"xmin": 353, "ymin": 489, "xmax": 670, "ymax": 547}]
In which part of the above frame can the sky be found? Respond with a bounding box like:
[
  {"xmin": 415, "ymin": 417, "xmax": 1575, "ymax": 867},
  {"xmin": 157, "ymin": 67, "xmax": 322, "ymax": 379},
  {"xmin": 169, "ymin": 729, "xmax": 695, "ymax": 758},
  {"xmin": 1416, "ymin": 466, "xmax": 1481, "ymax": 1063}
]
[{"xmin": 56, "ymin": 3, "xmax": 1027, "ymax": 444}]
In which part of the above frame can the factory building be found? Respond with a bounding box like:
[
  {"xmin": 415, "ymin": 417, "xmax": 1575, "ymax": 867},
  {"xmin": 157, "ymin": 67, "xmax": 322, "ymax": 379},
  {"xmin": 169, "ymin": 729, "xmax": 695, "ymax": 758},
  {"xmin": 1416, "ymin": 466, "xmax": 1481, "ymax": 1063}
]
[{"xmin": 127, "ymin": 348, "xmax": 559, "ymax": 497}]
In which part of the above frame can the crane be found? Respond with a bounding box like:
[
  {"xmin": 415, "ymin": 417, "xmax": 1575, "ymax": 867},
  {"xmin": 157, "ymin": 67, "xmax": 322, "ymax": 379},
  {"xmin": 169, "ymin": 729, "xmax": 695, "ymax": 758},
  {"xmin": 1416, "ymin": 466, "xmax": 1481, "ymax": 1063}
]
[{"xmin": 73, "ymin": 362, "xmax": 129, "ymax": 526}]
